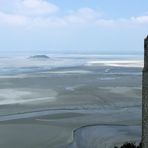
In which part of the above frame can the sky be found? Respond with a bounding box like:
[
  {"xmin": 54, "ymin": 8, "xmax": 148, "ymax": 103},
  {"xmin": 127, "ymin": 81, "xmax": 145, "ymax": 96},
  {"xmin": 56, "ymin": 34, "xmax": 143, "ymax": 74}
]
[{"xmin": 0, "ymin": 0, "xmax": 148, "ymax": 54}]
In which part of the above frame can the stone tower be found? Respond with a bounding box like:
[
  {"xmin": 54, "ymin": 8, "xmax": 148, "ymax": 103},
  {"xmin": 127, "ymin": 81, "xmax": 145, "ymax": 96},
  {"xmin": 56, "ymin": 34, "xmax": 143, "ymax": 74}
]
[{"xmin": 143, "ymin": 35, "xmax": 148, "ymax": 147}]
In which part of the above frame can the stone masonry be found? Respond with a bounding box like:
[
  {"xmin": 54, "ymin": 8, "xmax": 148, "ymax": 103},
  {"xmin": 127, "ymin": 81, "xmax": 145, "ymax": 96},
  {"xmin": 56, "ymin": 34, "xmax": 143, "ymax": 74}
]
[{"xmin": 143, "ymin": 35, "xmax": 148, "ymax": 148}]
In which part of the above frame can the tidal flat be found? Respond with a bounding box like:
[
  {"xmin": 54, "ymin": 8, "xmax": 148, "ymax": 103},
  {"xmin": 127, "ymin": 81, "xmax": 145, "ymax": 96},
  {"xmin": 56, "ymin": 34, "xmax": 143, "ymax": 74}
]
[{"xmin": 0, "ymin": 55, "xmax": 142, "ymax": 148}]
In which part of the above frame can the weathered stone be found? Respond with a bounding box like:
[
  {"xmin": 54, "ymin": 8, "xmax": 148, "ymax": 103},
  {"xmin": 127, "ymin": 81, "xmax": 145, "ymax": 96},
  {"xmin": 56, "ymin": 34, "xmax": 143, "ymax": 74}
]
[{"xmin": 142, "ymin": 35, "xmax": 148, "ymax": 148}]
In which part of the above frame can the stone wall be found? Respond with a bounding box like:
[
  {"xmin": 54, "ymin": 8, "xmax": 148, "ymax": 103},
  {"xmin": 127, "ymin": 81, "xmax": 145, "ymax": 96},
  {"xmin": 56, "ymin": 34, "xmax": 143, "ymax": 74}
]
[{"xmin": 142, "ymin": 35, "xmax": 148, "ymax": 148}]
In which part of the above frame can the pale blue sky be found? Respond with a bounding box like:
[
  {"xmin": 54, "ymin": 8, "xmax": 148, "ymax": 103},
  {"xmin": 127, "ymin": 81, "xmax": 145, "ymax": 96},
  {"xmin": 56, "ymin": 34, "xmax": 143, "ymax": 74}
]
[{"xmin": 0, "ymin": 0, "xmax": 148, "ymax": 54}]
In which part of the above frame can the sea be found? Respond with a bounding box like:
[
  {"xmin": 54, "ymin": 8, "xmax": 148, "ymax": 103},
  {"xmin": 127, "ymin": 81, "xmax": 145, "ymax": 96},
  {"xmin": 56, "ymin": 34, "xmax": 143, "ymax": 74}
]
[{"xmin": 0, "ymin": 54, "xmax": 143, "ymax": 76}]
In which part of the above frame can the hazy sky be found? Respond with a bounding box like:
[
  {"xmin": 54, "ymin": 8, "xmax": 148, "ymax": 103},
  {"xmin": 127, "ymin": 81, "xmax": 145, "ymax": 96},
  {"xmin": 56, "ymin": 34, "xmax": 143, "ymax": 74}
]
[{"xmin": 0, "ymin": 0, "xmax": 148, "ymax": 54}]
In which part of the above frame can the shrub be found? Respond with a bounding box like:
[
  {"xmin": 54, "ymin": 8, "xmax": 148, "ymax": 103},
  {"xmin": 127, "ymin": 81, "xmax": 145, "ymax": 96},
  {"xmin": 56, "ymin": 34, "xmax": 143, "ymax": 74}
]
[{"xmin": 114, "ymin": 142, "xmax": 142, "ymax": 148}]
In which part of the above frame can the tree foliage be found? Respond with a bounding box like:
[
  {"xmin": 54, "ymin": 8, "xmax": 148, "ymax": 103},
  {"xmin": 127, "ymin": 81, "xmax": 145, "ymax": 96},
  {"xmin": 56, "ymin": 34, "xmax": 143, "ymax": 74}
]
[{"xmin": 114, "ymin": 142, "xmax": 142, "ymax": 148}]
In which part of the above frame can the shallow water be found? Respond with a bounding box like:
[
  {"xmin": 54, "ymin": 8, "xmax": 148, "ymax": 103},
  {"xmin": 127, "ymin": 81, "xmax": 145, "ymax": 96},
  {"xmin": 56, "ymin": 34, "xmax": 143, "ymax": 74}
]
[{"xmin": 0, "ymin": 54, "xmax": 142, "ymax": 148}]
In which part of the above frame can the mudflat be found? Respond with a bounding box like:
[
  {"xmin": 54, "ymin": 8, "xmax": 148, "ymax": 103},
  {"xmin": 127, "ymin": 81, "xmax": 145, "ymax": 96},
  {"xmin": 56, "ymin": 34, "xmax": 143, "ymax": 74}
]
[{"xmin": 0, "ymin": 56, "xmax": 142, "ymax": 148}]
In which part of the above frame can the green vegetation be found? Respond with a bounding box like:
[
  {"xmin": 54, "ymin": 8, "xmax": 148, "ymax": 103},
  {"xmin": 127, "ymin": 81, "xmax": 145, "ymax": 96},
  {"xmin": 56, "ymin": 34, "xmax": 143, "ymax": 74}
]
[{"xmin": 114, "ymin": 142, "xmax": 142, "ymax": 148}]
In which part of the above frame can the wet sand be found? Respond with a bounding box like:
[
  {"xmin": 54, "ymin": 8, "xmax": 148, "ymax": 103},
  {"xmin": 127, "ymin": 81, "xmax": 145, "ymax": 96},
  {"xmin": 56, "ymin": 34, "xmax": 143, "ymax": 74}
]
[
  {"xmin": 0, "ymin": 107, "xmax": 141, "ymax": 148},
  {"xmin": 0, "ymin": 62, "xmax": 142, "ymax": 148}
]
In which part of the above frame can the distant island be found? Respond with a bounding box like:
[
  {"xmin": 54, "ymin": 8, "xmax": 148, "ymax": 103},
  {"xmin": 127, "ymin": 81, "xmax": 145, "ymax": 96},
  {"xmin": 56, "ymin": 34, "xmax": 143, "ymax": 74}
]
[{"xmin": 28, "ymin": 55, "xmax": 50, "ymax": 60}]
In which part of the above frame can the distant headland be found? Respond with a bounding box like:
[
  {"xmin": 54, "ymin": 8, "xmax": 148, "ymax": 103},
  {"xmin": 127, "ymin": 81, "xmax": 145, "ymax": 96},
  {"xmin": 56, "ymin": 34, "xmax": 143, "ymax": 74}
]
[{"xmin": 28, "ymin": 55, "xmax": 50, "ymax": 60}]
